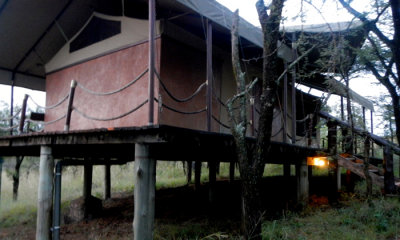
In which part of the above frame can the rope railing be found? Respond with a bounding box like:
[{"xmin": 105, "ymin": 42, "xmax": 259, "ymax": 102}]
[
  {"xmin": 212, "ymin": 115, "xmax": 230, "ymax": 129},
  {"xmin": 76, "ymin": 68, "xmax": 148, "ymax": 96},
  {"xmin": 73, "ymin": 100, "xmax": 148, "ymax": 121},
  {"xmin": 271, "ymin": 127, "xmax": 284, "ymax": 138},
  {"xmin": 0, "ymin": 109, "xmax": 21, "ymax": 122},
  {"xmin": 154, "ymin": 98, "xmax": 206, "ymax": 115},
  {"xmin": 155, "ymin": 71, "xmax": 207, "ymax": 103},
  {"xmin": 0, "ymin": 124, "xmax": 19, "ymax": 131},
  {"xmin": 28, "ymin": 94, "xmax": 69, "ymax": 110}
]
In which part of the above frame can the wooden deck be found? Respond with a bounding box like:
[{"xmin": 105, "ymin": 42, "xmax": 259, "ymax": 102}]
[{"xmin": 0, "ymin": 124, "xmax": 319, "ymax": 163}]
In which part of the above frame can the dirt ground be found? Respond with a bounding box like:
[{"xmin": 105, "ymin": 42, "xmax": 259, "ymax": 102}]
[{"xmin": 1, "ymin": 176, "xmax": 334, "ymax": 239}]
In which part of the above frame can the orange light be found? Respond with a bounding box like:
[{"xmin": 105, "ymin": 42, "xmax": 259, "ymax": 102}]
[{"xmin": 307, "ymin": 156, "xmax": 328, "ymax": 167}]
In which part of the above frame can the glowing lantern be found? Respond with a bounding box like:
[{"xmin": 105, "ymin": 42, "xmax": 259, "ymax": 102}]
[{"xmin": 307, "ymin": 156, "xmax": 328, "ymax": 167}]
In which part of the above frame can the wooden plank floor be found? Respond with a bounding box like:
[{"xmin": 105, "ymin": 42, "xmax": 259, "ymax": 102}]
[{"xmin": 0, "ymin": 125, "xmax": 320, "ymax": 163}]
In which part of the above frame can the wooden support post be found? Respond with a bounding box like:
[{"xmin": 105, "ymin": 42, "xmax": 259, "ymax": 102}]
[
  {"xmin": 283, "ymin": 164, "xmax": 291, "ymax": 177},
  {"xmin": 291, "ymin": 34, "xmax": 297, "ymax": 145},
  {"xmin": 283, "ymin": 62, "xmax": 288, "ymax": 143},
  {"xmin": 83, "ymin": 158, "xmax": 93, "ymax": 219},
  {"xmin": 0, "ymin": 157, "xmax": 3, "ymax": 207},
  {"xmin": 208, "ymin": 161, "xmax": 216, "ymax": 204},
  {"xmin": 148, "ymin": 0, "xmax": 155, "ymax": 125},
  {"xmin": 383, "ymin": 145, "xmax": 396, "ymax": 194},
  {"xmin": 195, "ymin": 160, "xmax": 201, "ymax": 190},
  {"xmin": 229, "ymin": 161, "xmax": 235, "ymax": 182},
  {"xmin": 186, "ymin": 160, "xmax": 192, "ymax": 184},
  {"xmin": 104, "ymin": 160, "xmax": 111, "ymax": 199},
  {"xmin": 370, "ymin": 110, "xmax": 374, "ymax": 157},
  {"xmin": 327, "ymin": 121, "xmax": 340, "ymax": 200},
  {"xmin": 363, "ymin": 137, "xmax": 372, "ymax": 196},
  {"xmin": 206, "ymin": 20, "xmax": 213, "ymax": 132},
  {"xmin": 296, "ymin": 158, "xmax": 308, "ymax": 206},
  {"xmin": 18, "ymin": 94, "xmax": 28, "ymax": 134},
  {"xmin": 9, "ymin": 83, "xmax": 14, "ymax": 136},
  {"xmin": 308, "ymin": 166, "xmax": 313, "ymax": 180},
  {"xmin": 133, "ymin": 144, "xmax": 156, "ymax": 240},
  {"xmin": 36, "ymin": 146, "xmax": 54, "ymax": 240},
  {"xmin": 64, "ymin": 80, "xmax": 77, "ymax": 131}
]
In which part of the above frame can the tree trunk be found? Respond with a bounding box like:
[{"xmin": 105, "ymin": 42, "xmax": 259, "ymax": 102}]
[
  {"xmin": 12, "ymin": 156, "xmax": 24, "ymax": 201},
  {"xmin": 241, "ymin": 178, "xmax": 262, "ymax": 239}
]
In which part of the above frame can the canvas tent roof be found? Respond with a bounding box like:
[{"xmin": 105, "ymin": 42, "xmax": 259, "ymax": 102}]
[{"xmin": 0, "ymin": 0, "xmax": 373, "ymax": 110}]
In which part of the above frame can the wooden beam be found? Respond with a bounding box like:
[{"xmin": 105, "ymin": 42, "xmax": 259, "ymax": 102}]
[
  {"xmin": 36, "ymin": 146, "xmax": 54, "ymax": 240},
  {"xmin": 133, "ymin": 144, "xmax": 156, "ymax": 240}
]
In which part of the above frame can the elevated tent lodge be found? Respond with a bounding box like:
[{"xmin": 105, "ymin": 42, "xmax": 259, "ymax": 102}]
[{"xmin": 0, "ymin": 0, "xmax": 396, "ymax": 239}]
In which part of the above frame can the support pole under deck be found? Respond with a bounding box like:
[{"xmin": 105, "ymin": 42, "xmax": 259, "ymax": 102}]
[
  {"xmin": 133, "ymin": 144, "xmax": 156, "ymax": 240},
  {"xmin": 296, "ymin": 158, "xmax": 308, "ymax": 207},
  {"xmin": 36, "ymin": 146, "xmax": 54, "ymax": 240}
]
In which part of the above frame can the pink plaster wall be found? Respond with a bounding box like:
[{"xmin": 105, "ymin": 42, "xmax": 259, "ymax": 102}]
[
  {"xmin": 158, "ymin": 37, "xmax": 221, "ymax": 132},
  {"xmin": 44, "ymin": 39, "xmax": 161, "ymax": 131}
]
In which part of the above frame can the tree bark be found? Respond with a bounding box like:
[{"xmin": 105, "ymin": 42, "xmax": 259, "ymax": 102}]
[
  {"xmin": 12, "ymin": 156, "xmax": 24, "ymax": 201},
  {"xmin": 227, "ymin": 1, "xmax": 284, "ymax": 238}
]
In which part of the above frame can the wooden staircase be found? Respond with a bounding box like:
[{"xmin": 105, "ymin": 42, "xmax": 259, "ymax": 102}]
[{"xmin": 337, "ymin": 153, "xmax": 400, "ymax": 189}]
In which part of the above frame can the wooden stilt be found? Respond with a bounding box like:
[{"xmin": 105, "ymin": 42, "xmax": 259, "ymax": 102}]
[
  {"xmin": 296, "ymin": 158, "xmax": 308, "ymax": 207},
  {"xmin": 186, "ymin": 160, "xmax": 192, "ymax": 184},
  {"xmin": 195, "ymin": 160, "xmax": 201, "ymax": 190},
  {"xmin": 208, "ymin": 161, "xmax": 216, "ymax": 204},
  {"xmin": 229, "ymin": 161, "xmax": 235, "ymax": 182},
  {"xmin": 83, "ymin": 158, "xmax": 93, "ymax": 219},
  {"xmin": 133, "ymin": 144, "xmax": 156, "ymax": 240},
  {"xmin": 284, "ymin": 164, "xmax": 291, "ymax": 177},
  {"xmin": 0, "ymin": 157, "xmax": 3, "ymax": 207},
  {"xmin": 36, "ymin": 146, "xmax": 54, "ymax": 240},
  {"xmin": 104, "ymin": 160, "xmax": 111, "ymax": 199},
  {"xmin": 327, "ymin": 121, "xmax": 340, "ymax": 196},
  {"xmin": 383, "ymin": 146, "xmax": 396, "ymax": 194}
]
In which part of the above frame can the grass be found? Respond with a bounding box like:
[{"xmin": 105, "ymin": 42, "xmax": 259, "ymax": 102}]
[
  {"xmin": 262, "ymin": 197, "xmax": 400, "ymax": 240},
  {"xmin": 1, "ymin": 159, "xmax": 400, "ymax": 239}
]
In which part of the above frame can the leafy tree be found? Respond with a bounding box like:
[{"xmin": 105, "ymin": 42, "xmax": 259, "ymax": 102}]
[{"xmin": 338, "ymin": 0, "xmax": 400, "ymax": 145}]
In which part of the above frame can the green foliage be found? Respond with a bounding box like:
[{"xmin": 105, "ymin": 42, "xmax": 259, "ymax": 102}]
[{"xmin": 262, "ymin": 196, "xmax": 400, "ymax": 240}]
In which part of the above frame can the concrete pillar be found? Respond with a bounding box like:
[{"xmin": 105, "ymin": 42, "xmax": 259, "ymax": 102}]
[
  {"xmin": 133, "ymin": 144, "xmax": 156, "ymax": 240},
  {"xmin": 36, "ymin": 146, "xmax": 54, "ymax": 240},
  {"xmin": 296, "ymin": 158, "xmax": 308, "ymax": 207}
]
